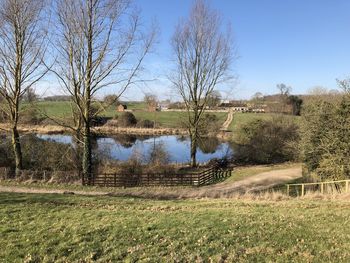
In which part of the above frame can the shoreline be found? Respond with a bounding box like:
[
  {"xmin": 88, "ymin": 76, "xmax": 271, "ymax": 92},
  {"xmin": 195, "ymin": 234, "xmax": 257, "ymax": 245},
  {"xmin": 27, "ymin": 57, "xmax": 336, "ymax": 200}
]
[{"xmin": 0, "ymin": 123, "xmax": 232, "ymax": 140}]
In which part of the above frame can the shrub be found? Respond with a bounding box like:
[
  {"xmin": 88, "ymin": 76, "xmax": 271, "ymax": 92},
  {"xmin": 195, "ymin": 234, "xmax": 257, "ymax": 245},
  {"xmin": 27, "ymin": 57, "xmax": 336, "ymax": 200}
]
[
  {"xmin": 20, "ymin": 107, "xmax": 43, "ymax": 124},
  {"xmin": 232, "ymin": 116, "xmax": 300, "ymax": 164},
  {"xmin": 147, "ymin": 142, "xmax": 170, "ymax": 165},
  {"xmin": 137, "ymin": 119, "xmax": 155, "ymax": 128},
  {"xmin": 118, "ymin": 112, "xmax": 137, "ymax": 127},
  {"xmin": 300, "ymin": 95, "xmax": 350, "ymax": 180}
]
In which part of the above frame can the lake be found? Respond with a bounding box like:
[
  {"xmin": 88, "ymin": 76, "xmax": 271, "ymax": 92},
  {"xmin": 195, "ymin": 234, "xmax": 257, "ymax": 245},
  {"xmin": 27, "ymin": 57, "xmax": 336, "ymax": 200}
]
[{"xmin": 36, "ymin": 134, "xmax": 233, "ymax": 164}]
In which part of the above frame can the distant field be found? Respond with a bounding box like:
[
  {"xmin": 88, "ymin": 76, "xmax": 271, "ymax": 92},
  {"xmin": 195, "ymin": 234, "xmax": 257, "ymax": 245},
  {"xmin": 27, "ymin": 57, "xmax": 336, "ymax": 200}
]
[
  {"xmin": 23, "ymin": 101, "xmax": 300, "ymax": 131},
  {"xmin": 25, "ymin": 101, "xmax": 227, "ymax": 128},
  {"xmin": 1, "ymin": 192, "xmax": 350, "ymax": 262},
  {"xmin": 24, "ymin": 101, "xmax": 148, "ymax": 118}
]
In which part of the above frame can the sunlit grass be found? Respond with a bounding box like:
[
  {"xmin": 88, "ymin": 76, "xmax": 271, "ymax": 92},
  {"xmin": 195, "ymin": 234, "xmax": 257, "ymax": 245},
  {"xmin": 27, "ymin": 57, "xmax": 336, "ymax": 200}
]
[
  {"xmin": 1, "ymin": 192, "xmax": 350, "ymax": 262},
  {"xmin": 25, "ymin": 101, "xmax": 227, "ymax": 128}
]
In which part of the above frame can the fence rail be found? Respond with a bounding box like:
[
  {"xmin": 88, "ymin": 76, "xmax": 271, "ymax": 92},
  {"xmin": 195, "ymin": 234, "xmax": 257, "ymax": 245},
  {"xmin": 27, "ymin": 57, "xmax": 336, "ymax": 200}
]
[
  {"xmin": 85, "ymin": 165, "xmax": 233, "ymax": 188},
  {"xmin": 286, "ymin": 179, "xmax": 350, "ymax": 196}
]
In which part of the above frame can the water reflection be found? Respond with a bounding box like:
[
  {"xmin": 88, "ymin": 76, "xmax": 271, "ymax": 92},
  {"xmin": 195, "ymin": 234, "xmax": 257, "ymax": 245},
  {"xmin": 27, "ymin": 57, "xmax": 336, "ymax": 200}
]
[{"xmin": 36, "ymin": 134, "xmax": 232, "ymax": 163}]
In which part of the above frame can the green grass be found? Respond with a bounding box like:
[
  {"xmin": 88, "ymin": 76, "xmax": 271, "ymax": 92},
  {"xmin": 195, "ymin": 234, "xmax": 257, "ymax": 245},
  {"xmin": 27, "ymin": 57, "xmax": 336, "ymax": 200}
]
[
  {"xmin": 26, "ymin": 101, "xmax": 227, "ymax": 128},
  {"xmin": 28, "ymin": 101, "xmax": 73, "ymax": 118},
  {"xmin": 114, "ymin": 111, "xmax": 227, "ymax": 128},
  {"xmin": 228, "ymin": 112, "xmax": 300, "ymax": 134},
  {"xmin": 1, "ymin": 192, "xmax": 350, "ymax": 262}
]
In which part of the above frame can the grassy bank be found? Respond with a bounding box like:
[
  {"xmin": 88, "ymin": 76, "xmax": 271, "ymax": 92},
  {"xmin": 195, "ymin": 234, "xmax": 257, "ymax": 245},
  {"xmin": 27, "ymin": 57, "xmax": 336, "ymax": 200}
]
[
  {"xmin": 1, "ymin": 192, "xmax": 350, "ymax": 262},
  {"xmin": 228, "ymin": 112, "xmax": 299, "ymax": 134}
]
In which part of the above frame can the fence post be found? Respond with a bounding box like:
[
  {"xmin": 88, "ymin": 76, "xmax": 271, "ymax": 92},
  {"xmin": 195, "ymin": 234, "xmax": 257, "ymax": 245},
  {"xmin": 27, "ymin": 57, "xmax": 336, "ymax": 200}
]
[
  {"xmin": 286, "ymin": 185, "xmax": 290, "ymax": 196},
  {"xmin": 301, "ymin": 184, "xmax": 305, "ymax": 196},
  {"xmin": 346, "ymin": 181, "xmax": 349, "ymax": 193},
  {"xmin": 321, "ymin": 183, "xmax": 324, "ymax": 194},
  {"xmin": 114, "ymin": 173, "xmax": 116, "ymax": 187}
]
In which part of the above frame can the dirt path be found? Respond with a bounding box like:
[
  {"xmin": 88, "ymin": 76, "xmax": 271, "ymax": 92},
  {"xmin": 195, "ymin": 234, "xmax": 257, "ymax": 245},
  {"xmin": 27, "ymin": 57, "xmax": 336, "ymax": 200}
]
[
  {"xmin": 221, "ymin": 109, "xmax": 234, "ymax": 131},
  {"xmin": 0, "ymin": 166, "xmax": 302, "ymax": 199}
]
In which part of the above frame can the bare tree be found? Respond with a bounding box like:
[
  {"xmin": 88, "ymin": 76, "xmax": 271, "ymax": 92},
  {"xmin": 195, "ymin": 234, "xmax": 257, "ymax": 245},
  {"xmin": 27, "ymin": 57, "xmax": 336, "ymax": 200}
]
[
  {"xmin": 0, "ymin": 0, "xmax": 49, "ymax": 175},
  {"xmin": 170, "ymin": 0, "xmax": 234, "ymax": 167},
  {"xmin": 276, "ymin": 83, "xmax": 291, "ymax": 113},
  {"xmin": 207, "ymin": 90, "xmax": 222, "ymax": 109},
  {"xmin": 251, "ymin": 92, "xmax": 264, "ymax": 107},
  {"xmin": 144, "ymin": 93, "xmax": 158, "ymax": 110},
  {"xmin": 52, "ymin": 0, "xmax": 156, "ymax": 183},
  {"xmin": 337, "ymin": 78, "xmax": 350, "ymax": 96}
]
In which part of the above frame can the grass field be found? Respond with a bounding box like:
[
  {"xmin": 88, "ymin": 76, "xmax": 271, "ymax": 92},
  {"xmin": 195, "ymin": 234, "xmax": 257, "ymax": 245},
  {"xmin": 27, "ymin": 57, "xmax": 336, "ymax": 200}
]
[
  {"xmin": 1, "ymin": 192, "xmax": 350, "ymax": 262},
  {"xmin": 26, "ymin": 101, "xmax": 148, "ymax": 118},
  {"xmin": 28, "ymin": 101, "xmax": 227, "ymax": 128}
]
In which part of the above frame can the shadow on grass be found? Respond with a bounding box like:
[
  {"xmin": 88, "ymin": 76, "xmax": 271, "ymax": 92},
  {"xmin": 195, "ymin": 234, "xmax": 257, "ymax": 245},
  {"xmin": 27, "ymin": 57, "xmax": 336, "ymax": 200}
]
[{"xmin": 0, "ymin": 192, "xmax": 76, "ymax": 206}]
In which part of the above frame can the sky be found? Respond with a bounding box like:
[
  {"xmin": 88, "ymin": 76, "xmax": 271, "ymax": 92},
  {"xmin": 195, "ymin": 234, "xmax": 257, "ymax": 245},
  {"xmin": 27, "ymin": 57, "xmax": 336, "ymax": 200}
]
[
  {"xmin": 125, "ymin": 0, "xmax": 350, "ymax": 101},
  {"xmin": 41, "ymin": 0, "xmax": 350, "ymax": 101}
]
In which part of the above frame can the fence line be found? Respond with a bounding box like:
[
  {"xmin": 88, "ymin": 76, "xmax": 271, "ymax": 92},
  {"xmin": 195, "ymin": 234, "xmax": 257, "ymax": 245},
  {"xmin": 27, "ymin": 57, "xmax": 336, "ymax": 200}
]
[
  {"xmin": 85, "ymin": 165, "xmax": 233, "ymax": 188},
  {"xmin": 286, "ymin": 179, "xmax": 350, "ymax": 196}
]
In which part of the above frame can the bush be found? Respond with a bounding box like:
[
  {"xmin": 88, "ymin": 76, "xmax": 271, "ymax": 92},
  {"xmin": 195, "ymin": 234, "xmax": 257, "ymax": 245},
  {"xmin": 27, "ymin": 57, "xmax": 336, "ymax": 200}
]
[
  {"xmin": 147, "ymin": 142, "xmax": 170, "ymax": 165},
  {"xmin": 20, "ymin": 107, "xmax": 43, "ymax": 124},
  {"xmin": 118, "ymin": 112, "xmax": 137, "ymax": 127},
  {"xmin": 300, "ymin": 95, "xmax": 350, "ymax": 180},
  {"xmin": 137, "ymin": 119, "xmax": 155, "ymax": 128},
  {"xmin": 232, "ymin": 117, "xmax": 300, "ymax": 164}
]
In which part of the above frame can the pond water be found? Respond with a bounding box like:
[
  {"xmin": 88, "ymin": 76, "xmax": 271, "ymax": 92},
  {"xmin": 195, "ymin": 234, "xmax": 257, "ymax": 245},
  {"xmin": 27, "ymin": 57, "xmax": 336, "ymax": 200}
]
[{"xmin": 36, "ymin": 134, "xmax": 233, "ymax": 164}]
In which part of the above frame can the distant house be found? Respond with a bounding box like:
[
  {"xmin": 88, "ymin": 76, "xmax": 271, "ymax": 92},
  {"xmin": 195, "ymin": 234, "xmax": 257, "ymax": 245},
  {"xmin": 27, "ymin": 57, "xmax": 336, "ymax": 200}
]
[
  {"xmin": 117, "ymin": 104, "xmax": 127, "ymax": 112},
  {"xmin": 251, "ymin": 108, "xmax": 265, "ymax": 113},
  {"xmin": 233, "ymin": 106, "xmax": 249, "ymax": 112},
  {"xmin": 159, "ymin": 103, "xmax": 169, "ymax": 111},
  {"xmin": 231, "ymin": 102, "xmax": 249, "ymax": 112}
]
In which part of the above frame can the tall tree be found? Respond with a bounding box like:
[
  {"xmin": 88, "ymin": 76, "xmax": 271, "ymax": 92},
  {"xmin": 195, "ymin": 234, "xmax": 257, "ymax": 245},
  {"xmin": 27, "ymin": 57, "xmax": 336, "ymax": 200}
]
[
  {"xmin": 170, "ymin": 0, "xmax": 234, "ymax": 166},
  {"xmin": 0, "ymin": 0, "xmax": 48, "ymax": 175},
  {"xmin": 144, "ymin": 93, "xmax": 158, "ymax": 110},
  {"xmin": 53, "ymin": 0, "xmax": 156, "ymax": 183}
]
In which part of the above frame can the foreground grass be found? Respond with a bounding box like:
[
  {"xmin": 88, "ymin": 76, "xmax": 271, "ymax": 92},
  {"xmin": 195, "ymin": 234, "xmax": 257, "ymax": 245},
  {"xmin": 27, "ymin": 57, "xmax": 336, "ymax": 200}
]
[
  {"xmin": 0, "ymin": 163, "xmax": 300, "ymax": 195},
  {"xmin": 1, "ymin": 192, "xmax": 350, "ymax": 262}
]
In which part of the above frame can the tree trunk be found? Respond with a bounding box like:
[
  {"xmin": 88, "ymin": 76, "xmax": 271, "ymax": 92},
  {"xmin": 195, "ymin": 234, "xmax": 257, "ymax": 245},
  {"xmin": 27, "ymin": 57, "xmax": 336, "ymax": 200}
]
[
  {"xmin": 82, "ymin": 125, "xmax": 92, "ymax": 185},
  {"xmin": 11, "ymin": 126, "xmax": 22, "ymax": 176},
  {"xmin": 190, "ymin": 132, "xmax": 197, "ymax": 167}
]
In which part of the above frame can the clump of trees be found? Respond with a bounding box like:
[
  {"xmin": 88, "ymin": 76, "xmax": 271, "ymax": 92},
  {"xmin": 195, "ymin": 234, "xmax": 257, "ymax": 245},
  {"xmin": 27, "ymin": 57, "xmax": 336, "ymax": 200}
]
[
  {"xmin": 300, "ymin": 86, "xmax": 350, "ymax": 180},
  {"xmin": 232, "ymin": 117, "xmax": 300, "ymax": 164}
]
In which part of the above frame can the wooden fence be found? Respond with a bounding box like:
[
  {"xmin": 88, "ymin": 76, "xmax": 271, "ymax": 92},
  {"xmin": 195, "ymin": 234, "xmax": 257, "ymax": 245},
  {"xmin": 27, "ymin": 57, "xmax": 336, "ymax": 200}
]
[
  {"xmin": 286, "ymin": 179, "xmax": 350, "ymax": 196},
  {"xmin": 84, "ymin": 165, "xmax": 233, "ymax": 188}
]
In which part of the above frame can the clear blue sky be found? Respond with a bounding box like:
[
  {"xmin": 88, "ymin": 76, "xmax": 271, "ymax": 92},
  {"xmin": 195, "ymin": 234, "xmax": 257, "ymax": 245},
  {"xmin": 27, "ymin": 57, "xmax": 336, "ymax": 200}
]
[{"xmin": 128, "ymin": 0, "xmax": 350, "ymax": 100}]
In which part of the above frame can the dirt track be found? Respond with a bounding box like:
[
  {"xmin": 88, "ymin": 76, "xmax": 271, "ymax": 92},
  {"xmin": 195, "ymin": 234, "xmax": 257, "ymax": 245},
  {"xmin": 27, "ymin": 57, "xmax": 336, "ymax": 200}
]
[
  {"xmin": 221, "ymin": 109, "xmax": 234, "ymax": 131},
  {"xmin": 0, "ymin": 166, "xmax": 302, "ymax": 199}
]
